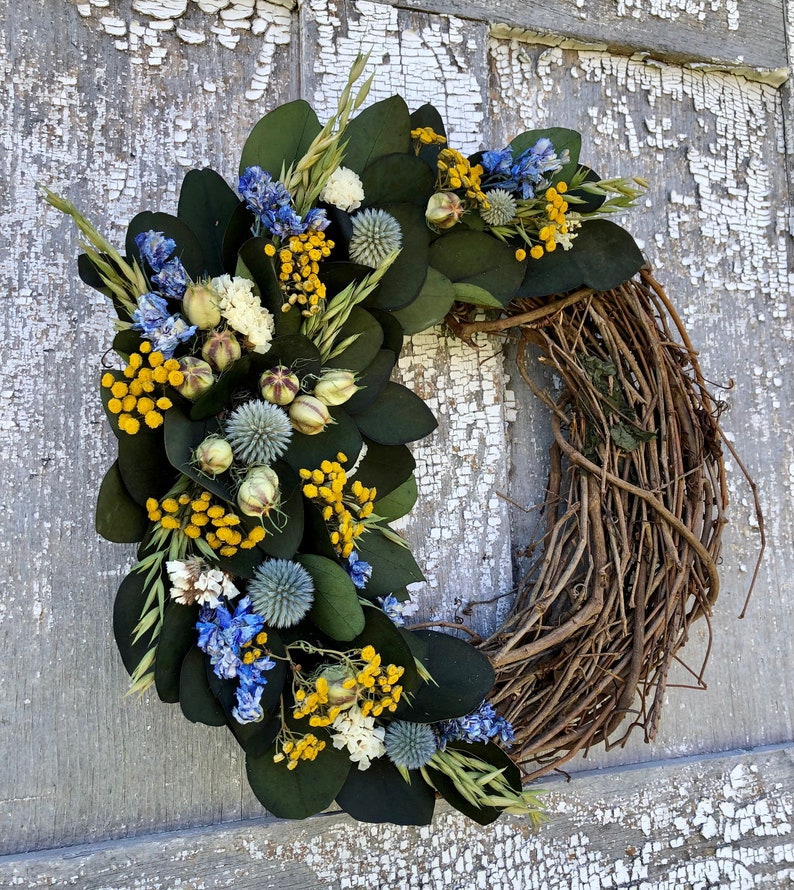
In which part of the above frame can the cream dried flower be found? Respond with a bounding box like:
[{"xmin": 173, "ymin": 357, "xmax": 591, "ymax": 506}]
[
  {"xmin": 330, "ymin": 706, "xmax": 386, "ymax": 770},
  {"xmin": 319, "ymin": 166, "xmax": 365, "ymax": 212},
  {"xmin": 211, "ymin": 274, "xmax": 275, "ymax": 354},
  {"xmin": 166, "ymin": 557, "xmax": 240, "ymax": 608}
]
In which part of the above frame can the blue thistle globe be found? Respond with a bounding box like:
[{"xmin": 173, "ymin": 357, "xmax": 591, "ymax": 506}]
[
  {"xmin": 479, "ymin": 188, "xmax": 517, "ymax": 226},
  {"xmin": 348, "ymin": 208, "xmax": 402, "ymax": 268},
  {"xmin": 249, "ymin": 559, "xmax": 315, "ymax": 628},
  {"xmin": 384, "ymin": 721, "xmax": 438, "ymax": 770},
  {"xmin": 225, "ymin": 399, "xmax": 292, "ymax": 466}
]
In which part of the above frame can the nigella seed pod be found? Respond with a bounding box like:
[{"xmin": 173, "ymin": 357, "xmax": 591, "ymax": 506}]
[
  {"xmin": 175, "ymin": 356, "xmax": 215, "ymax": 400},
  {"xmin": 237, "ymin": 465, "xmax": 280, "ymax": 518},
  {"xmin": 289, "ymin": 394, "xmax": 332, "ymax": 435},
  {"xmin": 313, "ymin": 370, "xmax": 360, "ymax": 407},
  {"xmin": 182, "ymin": 282, "xmax": 221, "ymax": 330},
  {"xmin": 318, "ymin": 664, "xmax": 358, "ymax": 710},
  {"xmin": 194, "ymin": 436, "xmax": 233, "ymax": 476},
  {"xmin": 425, "ymin": 191, "xmax": 464, "ymax": 230},
  {"xmin": 201, "ymin": 329, "xmax": 241, "ymax": 371},
  {"xmin": 260, "ymin": 365, "xmax": 300, "ymax": 406}
]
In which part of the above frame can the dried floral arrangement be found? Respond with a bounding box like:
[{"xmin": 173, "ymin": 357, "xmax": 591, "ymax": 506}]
[{"xmin": 45, "ymin": 55, "xmax": 756, "ymax": 825}]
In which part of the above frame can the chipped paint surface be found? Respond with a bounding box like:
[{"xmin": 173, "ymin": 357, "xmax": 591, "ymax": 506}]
[
  {"xmin": 1, "ymin": 0, "xmax": 793, "ymax": 878},
  {"xmin": 72, "ymin": 0, "xmax": 293, "ymax": 96},
  {"xmin": 1, "ymin": 749, "xmax": 792, "ymax": 888}
]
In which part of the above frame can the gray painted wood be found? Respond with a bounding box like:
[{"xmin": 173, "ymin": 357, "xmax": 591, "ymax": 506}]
[
  {"xmin": 2, "ymin": 745, "xmax": 792, "ymax": 888},
  {"xmin": 383, "ymin": 0, "xmax": 789, "ymax": 74},
  {"xmin": 1, "ymin": 0, "xmax": 792, "ymax": 883}
]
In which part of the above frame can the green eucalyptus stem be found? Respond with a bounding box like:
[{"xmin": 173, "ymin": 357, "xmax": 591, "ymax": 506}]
[{"xmin": 40, "ymin": 185, "xmax": 148, "ymax": 319}]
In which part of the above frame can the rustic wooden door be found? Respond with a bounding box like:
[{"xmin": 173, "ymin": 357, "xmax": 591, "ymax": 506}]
[{"xmin": 1, "ymin": 1, "xmax": 792, "ymax": 886}]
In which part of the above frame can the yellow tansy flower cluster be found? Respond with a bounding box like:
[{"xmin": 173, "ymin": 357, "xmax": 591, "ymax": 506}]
[
  {"xmin": 102, "ymin": 342, "xmax": 183, "ymax": 434},
  {"xmin": 410, "ymin": 126, "xmax": 446, "ymax": 148},
  {"xmin": 345, "ymin": 645, "xmax": 404, "ymax": 718},
  {"xmin": 241, "ymin": 631, "xmax": 269, "ymax": 665},
  {"xmin": 273, "ymin": 732, "xmax": 326, "ymax": 770},
  {"xmin": 145, "ymin": 489, "xmax": 266, "ymax": 556},
  {"xmin": 264, "ymin": 231, "xmax": 334, "ymax": 317},
  {"xmin": 531, "ymin": 182, "xmax": 570, "ymax": 259},
  {"xmin": 299, "ymin": 454, "xmax": 376, "ymax": 559},
  {"xmin": 292, "ymin": 675, "xmax": 342, "ymax": 728},
  {"xmin": 437, "ymin": 147, "xmax": 489, "ymax": 209}
]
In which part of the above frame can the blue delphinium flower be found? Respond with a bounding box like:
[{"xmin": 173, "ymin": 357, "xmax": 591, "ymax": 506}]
[
  {"xmin": 377, "ymin": 593, "xmax": 417, "ymax": 628},
  {"xmin": 152, "ymin": 257, "xmax": 188, "ymax": 298},
  {"xmin": 481, "ymin": 146, "xmax": 513, "ymax": 177},
  {"xmin": 346, "ymin": 551, "xmax": 372, "ymax": 590},
  {"xmin": 435, "ymin": 701, "xmax": 515, "ymax": 749},
  {"xmin": 302, "ymin": 207, "xmax": 330, "ymax": 232},
  {"xmin": 135, "ymin": 230, "xmax": 176, "ymax": 272},
  {"xmin": 511, "ymin": 138, "xmax": 569, "ymax": 199},
  {"xmin": 131, "ymin": 293, "xmax": 195, "ymax": 358},
  {"xmin": 197, "ymin": 596, "xmax": 276, "ymax": 724},
  {"xmin": 265, "ymin": 204, "xmax": 306, "ymax": 238}
]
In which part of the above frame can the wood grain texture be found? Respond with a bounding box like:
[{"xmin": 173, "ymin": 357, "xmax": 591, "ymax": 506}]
[
  {"xmin": 382, "ymin": 0, "xmax": 788, "ymax": 73},
  {"xmin": 1, "ymin": 0, "xmax": 792, "ymax": 876},
  {"xmin": 2, "ymin": 745, "xmax": 792, "ymax": 888}
]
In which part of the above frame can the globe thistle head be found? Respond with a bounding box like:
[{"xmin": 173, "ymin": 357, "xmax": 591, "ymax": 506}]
[
  {"xmin": 249, "ymin": 559, "xmax": 315, "ymax": 628},
  {"xmin": 480, "ymin": 188, "xmax": 517, "ymax": 226},
  {"xmin": 225, "ymin": 399, "xmax": 292, "ymax": 466},
  {"xmin": 384, "ymin": 720, "xmax": 438, "ymax": 770},
  {"xmin": 348, "ymin": 208, "xmax": 402, "ymax": 268}
]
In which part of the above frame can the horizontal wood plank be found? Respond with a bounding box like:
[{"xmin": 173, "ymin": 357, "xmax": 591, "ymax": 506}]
[
  {"xmin": 384, "ymin": 0, "xmax": 788, "ymax": 74},
  {"xmin": 2, "ymin": 745, "xmax": 792, "ymax": 889}
]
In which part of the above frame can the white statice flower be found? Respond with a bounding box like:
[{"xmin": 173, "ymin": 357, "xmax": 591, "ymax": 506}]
[
  {"xmin": 319, "ymin": 166, "xmax": 365, "ymax": 212},
  {"xmin": 330, "ymin": 705, "xmax": 386, "ymax": 770},
  {"xmin": 166, "ymin": 557, "xmax": 240, "ymax": 608},
  {"xmin": 211, "ymin": 274, "xmax": 274, "ymax": 354}
]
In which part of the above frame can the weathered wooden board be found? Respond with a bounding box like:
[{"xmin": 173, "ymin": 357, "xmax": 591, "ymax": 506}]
[
  {"xmin": 383, "ymin": 0, "xmax": 789, "ymax": 74},
  {"xmin": 0, "ymin": 0, "xmax": 792, "ymax": 880},
  {"xmin": 2, "ymin": 745, "xmax": 792, "ymax": 888}
]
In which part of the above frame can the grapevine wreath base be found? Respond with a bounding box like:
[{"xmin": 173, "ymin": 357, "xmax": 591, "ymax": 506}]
[{"xmin": 451, "ymin": 269, "xmax": 760, "ymax": 780}]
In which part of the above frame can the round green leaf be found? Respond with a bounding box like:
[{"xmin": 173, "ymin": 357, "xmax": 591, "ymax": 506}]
[
  {"xmin": 353, "ymin": 529, "xmax": 425, "ymax": 597},
  {"xmin": 509, "ymin": 127, "xmax": 582, "ymax": 184},
  {"xmin": 368, "ymin": 308, "xmax": 405, "ymax": 356},
  {"xmin": 392, "ymin": 266, "xmax": 455, "ymax": 334},
  {"xmin": 429, "ymin": 230, "xmax": 525, "ymax": 307},
  {"xmin": 396, "ymin": 629, "xmax": 494, "ymax": 723},
  {"xmin": 178, "ymin": 169, "xmax": 241, "ymax": 278},
  {"xmin": 335, "ymin": 758, "xmax": 435, "ymax": 825},
  {"xmin": 117, "ymin": 426, "xmax": 176, "ymax": 507},
  {"xmin": 352, "ymin": 438, "xmax": 415, "ymax": 499},
  {"xmin": 221, "ymin": 202, "xmax": 257, "ymax": 275},
  {"xmin": 155, "ymin": 603, "xmax": 199, "ymax": 703},
  {"xmin": 340, "ymin": 96, "xmax": 411, "ymax": 174},
  {"xmin": 96, "ymin": 461, "xmax": 150, "ymax": 543},
  {"xmin": 112, "ymin": 570, "xmax": 151, "ymax": 678},
  {"xmin": 361, "ymin": 153, "xmax": 435, "ymax": 208},
  {"xmin": 517, "ymin": 219, "xmax": 645, "ymax": 298},
  {"xmin": 297, "ymin": 554, "xmax": 365, "ymax": 641},
  {"xmin": 281, "ymin": 407, "xmax": 362, "ymax": 475},
  {"xmin": 361, "ymin": 204, "xmax": 429, "ymax": 311},
  {"xmin": 452, "ymin": 282, "xmax": 503, "ymax": 308},
  {"xmin": 344, "ymin": 349, "xmax": 398, "ymax": 415},
  {"xmin": 246, "ymin": 733, "xmax": 351, "ymax": 819},
  {"xmin": 179, "ymin": 646, "xmax": 227, "ymax": 726},
  {"xmin": 236, "ymin": 237, "xmax": 283, "ymax": 316},
  {"xmin": 372, "ymin": 475, "xmax": 418, "ymax": 522},
  {"xmin": 240, "ymin": 100, "xmax": 322, "ymax": 177},
  {"xmin": 354, "ymin": 382, "xmax": 437, "ymax": 445}
]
